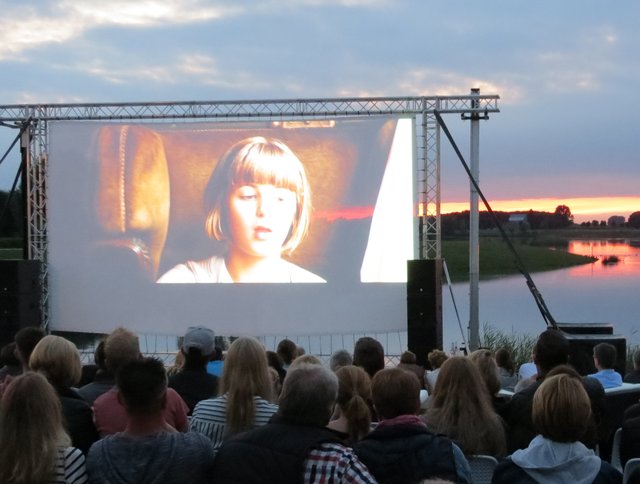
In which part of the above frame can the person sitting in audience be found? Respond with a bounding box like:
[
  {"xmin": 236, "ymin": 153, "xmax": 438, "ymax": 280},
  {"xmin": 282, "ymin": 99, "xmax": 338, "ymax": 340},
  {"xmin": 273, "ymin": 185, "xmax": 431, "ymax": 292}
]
[
  {"xmin": 327, "ymin": 365, "xmax": 372, "ymax": 442},
  {"xmin": 397, "ymin": 350, "xmax": 426, "ymax": 388},
  {"xmin": 505, "ymin": 329, "xmax": 604, "ymax": 453},
  {"xmin": 206, "ymin": 345, "xmax": 225, "ymax": 377},
  {"xmin": 93, "ymin": 327, "xmax": 188, "ymax": 436},
  {"xmin": 14, "ymin": 325, "xmax": 45, "ymax": 373},
  {"xmin": 354, "ymin": 336, "xmax": 385, "ymax": 380},
  {"xmin": 515, "ymin": 356, "xmax": 538, "ymax": 392},
  {"xmin": 495, "ymin": 347, "xmax": 518, "ymax": 391},
  {"xmin": 469, "ymin": 348, "xmax": 509, "ymax": 417},
  {"xmin": 213, "ymin": 363, "xmax": 376, "ymax": 483},
  {"xmin": 30, "ymin": 334, "xmax": 99, "ymax": 455},
  {"xmin": 289, "ymin": 353, "xmax": 322, "ymax": 369},
  {"xmin": 87, "ymin": 358, "xmax": 215, "ymax": 484},
  {"xmin": 624, "ymin": 350, "xmax": 640, "ymax": 383},
  {"xmin": 78, "ymin": 340, "xmax": 114, "ymax": 405},
  {"xmin": 0, "ymin": 342, "xmax": 21, "ymax": 383},
  {"xmin": 589, "ymin": 343, "xmax": 623, "ymax": 389},
  {"xmin": 353, "ymin": 367, "xmax": 471, "ymax": 483},
  {"xmin": 621, "ymin": 390, "xmax": 640, "ymax": 467},
  {"xmin": 0, "ymin": 372, "xmax": 88, "ymax": 483},
  {"xmin": 276, "ymin": 338, "xmax": 298, "ymax": 370},
  {"xmin": 425, "ymin": 356, "xmax": 507, "ymax": 458},
  {"xmin": 329, "ymin": 349, "xmax": 353, "ymax": 372},
  {"xmin": 168, "ymin": 326, "xmax": 219, "ymax": 414},
  {"xmin": 190, "ymin": 336, "xmax": 278, "ymax": 452},
  {"xmin": 493, "ymin": 373, "xmax": 622, "ymax": 483},
  {"xmin": 425, "ymin": 349, "xmax": 448, "ymax": 393}
]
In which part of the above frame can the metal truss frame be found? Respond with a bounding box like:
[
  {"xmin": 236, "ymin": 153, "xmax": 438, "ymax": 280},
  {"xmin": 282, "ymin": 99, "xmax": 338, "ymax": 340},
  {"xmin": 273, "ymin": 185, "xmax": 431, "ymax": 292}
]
[{"xmin": 0, "ymin": 95, "xmax": 499, "ymax": 329}]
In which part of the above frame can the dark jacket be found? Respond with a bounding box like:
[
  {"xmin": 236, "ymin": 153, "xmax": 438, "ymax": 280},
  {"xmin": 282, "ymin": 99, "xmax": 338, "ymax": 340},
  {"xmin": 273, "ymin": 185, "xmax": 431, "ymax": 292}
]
[
  {"xmin": 213, "ymin": 417, "xmax": 343, "ymax": 484},
  {"xmin": 505, "ymin": 375, "xmax": 604, "ymax": 453},
  {"xmin": 57, "ymin": 386, "xmax": 100, "ymax": 455},
  {"xmin": 353, "ymin": 422, "xmax": 462, "ymax": 484},
  {"xmin": 168, "ymin": 368, "xmax": 218, "ymax": 415},
  {"xmin": 622, "ymin": 403, "xmax": 640, "ymax": 467}
]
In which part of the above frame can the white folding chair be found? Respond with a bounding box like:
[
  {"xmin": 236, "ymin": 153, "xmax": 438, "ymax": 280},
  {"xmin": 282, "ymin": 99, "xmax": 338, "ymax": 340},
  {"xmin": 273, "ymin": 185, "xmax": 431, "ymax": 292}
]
[
  {"xmin": 611, "ymin": 427, "xmax": 623, "ymax": 472},
  {"xmin": 624, "ymin": 458, "xmax": 640, "ymax": 484},
  {"xmin": 468, "ymin": 455, "xmax": 498, "ymax": 484}
]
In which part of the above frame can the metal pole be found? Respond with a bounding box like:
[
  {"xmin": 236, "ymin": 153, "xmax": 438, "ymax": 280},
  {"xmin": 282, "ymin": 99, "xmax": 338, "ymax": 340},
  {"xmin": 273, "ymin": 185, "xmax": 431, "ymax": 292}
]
[{"xmin": 468, "ymin": 88, "xmax": 481, "ymax": 350}]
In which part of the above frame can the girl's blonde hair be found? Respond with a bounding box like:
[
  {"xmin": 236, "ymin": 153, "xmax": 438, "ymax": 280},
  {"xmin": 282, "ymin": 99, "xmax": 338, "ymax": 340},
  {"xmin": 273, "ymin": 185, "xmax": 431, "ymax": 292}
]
[
  {"xmin": 29, "ymin": 335, "xmax": 82, "ymax": 388},
  {"xmin": 204, "ymin": 136, "xmax": 312, "ymax": 255},
  {"xmin": 0, "ymin": 372, "xmax": 71, "ymax": 482},
  {"xmin": 425, "ymin": 356, "xmax": 506, "ymax": 457},
  {"xmin": 221, "ymin": 336, "xmax": 273, "ymax": 436}
]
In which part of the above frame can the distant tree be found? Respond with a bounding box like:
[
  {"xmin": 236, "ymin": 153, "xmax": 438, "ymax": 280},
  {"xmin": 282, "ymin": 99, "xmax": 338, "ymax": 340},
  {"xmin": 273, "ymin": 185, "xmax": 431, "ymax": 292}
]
[
  {"xmin": 600, "ymin": 220, "xmax": 607, "ymax": 227},
  {"xmin": 629, "ymin": 211, "xmax": 640, "ymax": 228},
  {"xmin": 551, "ymin": 204, "xmax": 573, "ymax": 228},
  {"xmin": 592, "ymin": 219, "xmax": 599, "ymax": 227}
]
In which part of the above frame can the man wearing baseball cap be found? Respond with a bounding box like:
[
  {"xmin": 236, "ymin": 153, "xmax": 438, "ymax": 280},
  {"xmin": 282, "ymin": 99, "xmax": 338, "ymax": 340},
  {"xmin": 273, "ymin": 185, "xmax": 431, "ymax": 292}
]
[{"xmin": 168, "ymin": 326, "xmax": 219, "ymax": 414}]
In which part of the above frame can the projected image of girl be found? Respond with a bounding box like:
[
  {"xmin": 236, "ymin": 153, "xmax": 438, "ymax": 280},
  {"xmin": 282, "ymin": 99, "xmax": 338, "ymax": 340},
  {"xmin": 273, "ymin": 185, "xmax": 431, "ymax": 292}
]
[{"xmin": 158, "ymin": 136, "xmax": 325, "ymax": 283}]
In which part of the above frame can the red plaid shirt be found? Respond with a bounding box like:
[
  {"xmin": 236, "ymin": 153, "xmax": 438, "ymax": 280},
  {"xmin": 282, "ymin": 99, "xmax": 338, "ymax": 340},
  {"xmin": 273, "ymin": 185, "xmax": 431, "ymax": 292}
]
[{"xmin": 303, "ymin": 442, "xmax": 377, "ymax": 483}]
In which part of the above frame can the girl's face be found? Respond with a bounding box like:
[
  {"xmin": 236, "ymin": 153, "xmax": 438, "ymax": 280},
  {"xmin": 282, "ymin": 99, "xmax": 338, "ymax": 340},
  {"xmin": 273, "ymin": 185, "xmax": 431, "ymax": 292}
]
[{"xmin": 227, "ymin": 183, "xmax": 297, "ymax": 258}]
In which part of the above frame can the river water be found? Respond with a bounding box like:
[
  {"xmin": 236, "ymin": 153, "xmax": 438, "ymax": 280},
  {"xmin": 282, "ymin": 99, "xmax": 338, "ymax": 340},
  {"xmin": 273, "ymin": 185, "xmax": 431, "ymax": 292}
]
[{"xmin": 443, "ymin": 238, "xmax": 640, "ymax": 351}]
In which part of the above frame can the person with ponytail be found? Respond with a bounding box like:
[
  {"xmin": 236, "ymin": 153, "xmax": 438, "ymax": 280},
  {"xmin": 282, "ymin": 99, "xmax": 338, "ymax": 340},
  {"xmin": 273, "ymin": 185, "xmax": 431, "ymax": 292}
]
[{"xmin": 327, "ymin": 365, "xmax": 372, "ymax": 442}]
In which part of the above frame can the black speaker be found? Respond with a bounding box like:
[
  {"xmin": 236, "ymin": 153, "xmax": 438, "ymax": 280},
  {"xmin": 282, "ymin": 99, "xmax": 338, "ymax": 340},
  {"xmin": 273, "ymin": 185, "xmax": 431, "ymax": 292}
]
[
  {"xmin": 407, "ymin": 259, "xmax": 443, "ymax": 367},
  {"xmin": 0, "ymin": 260, "xmax": 42, "ymax": 347}
]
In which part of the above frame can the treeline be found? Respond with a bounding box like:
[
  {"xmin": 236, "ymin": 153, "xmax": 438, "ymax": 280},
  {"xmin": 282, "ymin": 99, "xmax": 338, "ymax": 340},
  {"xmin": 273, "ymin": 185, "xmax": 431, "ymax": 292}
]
[
  {"xmin": 0, "ymin": 189, "xmax": 23, "ymax": 237},
  {"xmin": 441, "ymin": 205, "xmax": 573, "ymax": 237}
]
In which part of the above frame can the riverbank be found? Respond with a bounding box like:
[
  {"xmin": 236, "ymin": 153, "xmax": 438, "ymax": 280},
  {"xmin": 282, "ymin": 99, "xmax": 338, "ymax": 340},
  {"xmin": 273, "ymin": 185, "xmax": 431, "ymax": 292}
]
[{"xmin": 442, "ymin": 237, "xmax": 596, "ymax": 282}]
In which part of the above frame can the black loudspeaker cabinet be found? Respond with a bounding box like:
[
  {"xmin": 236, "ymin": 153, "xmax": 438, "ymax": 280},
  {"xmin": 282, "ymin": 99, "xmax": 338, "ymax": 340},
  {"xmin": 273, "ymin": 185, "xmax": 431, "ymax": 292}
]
[
  {"xmin": 407, "ymin": 259, "xmax": 443, "ymax": 368},
  {"xmin": 0, "ymin": 260, "xmax": 43, "ymax": 347}
]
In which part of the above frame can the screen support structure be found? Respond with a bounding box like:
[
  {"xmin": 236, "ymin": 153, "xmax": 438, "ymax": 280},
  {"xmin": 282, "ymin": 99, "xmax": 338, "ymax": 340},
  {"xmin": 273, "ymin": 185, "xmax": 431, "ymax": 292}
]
[{"xmin": 0, "ymin": 95, "xmax": 500, "ymax": 332}]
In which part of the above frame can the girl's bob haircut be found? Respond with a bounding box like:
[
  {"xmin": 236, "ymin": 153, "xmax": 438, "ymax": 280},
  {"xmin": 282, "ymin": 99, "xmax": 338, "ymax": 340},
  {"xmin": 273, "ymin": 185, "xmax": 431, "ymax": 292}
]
[{"xmin": 204, "ymin": 136, "xmax": 312, "ymax": 255}]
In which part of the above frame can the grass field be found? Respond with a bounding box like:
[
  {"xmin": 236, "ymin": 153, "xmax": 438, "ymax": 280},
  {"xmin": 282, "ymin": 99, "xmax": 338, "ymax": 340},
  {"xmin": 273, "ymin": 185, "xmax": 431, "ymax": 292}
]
[{"xmin": 442, "ymin": 237, "xmax": 596, "ymax": 282}]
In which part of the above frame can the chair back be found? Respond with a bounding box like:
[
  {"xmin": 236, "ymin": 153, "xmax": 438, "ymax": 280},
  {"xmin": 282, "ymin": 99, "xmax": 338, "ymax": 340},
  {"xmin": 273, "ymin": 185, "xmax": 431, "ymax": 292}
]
[
  {"xmin": 624, "ymin": 457, "xmax": 640, "ymax": 484},
  {"xmin": 612, "ymin": 427, "xmax": 623, "ymax": 472},
  {"xmin": 468, "ymin": 454, "xmax": 498, "ymax": 484}
]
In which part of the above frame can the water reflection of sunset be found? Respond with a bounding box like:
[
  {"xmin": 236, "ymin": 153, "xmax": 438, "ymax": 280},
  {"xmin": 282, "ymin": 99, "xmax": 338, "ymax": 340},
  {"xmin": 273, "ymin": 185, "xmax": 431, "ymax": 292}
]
[
  {"xmin": 565, "ymin": 240, "xmax": 640, "ymax": 278},
  {"xmin": 442, "ymin": 196, "xmax": 640, "ymax": 223}
]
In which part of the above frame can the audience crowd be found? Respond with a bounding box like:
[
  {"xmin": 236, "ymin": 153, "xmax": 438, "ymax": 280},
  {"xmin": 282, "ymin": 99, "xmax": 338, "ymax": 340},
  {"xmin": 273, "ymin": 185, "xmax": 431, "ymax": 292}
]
[{"xmin": 1, "ymin": 324, "xmax": 638, "ymax": 483}]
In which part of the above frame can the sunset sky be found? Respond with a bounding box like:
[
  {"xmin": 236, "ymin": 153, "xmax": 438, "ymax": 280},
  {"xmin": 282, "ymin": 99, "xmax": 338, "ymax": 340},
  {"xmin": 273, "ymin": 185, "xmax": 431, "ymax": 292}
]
[{"xmin": 0, "ymin": 1, "xmax": 638, "ymax": 222}]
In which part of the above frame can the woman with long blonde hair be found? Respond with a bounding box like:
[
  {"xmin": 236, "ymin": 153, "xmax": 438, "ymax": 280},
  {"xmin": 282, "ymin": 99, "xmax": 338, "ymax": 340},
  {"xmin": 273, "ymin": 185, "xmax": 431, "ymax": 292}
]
[
  {"xmin": 0, "ymin": 372, "xmax": 88, "ymax": 483},
  {"xmin": 425, "ymin": 356, "xmax": 507, "ymax": 457},
  {"xmin": 189, "ymin": 336, "xmax": 278, "ymax": 452}
]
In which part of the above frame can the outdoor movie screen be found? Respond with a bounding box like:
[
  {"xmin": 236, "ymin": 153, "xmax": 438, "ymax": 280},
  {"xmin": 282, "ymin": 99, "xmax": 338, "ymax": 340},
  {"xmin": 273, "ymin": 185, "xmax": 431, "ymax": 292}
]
[{"xmin": 47, "ymin": 116, "xmax": 416, "ymax": 336}]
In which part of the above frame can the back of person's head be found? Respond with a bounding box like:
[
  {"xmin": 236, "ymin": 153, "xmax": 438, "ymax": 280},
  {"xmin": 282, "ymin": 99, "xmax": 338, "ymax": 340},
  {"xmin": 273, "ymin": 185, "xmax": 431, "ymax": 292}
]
[
  {"xmin": 288, "ymin": 353, "xmax": 322, "ymax": 371},
  {"xmin": 353, "ymin": 337, "xmax": 385, "ymax": 378},
  {"xmin": 266, "ymin": 350, "xmax": 286, "ymax": 380},
  {"xmin": 495, "ymin": 347, "xmax": 515, "ymax": 374},
  {"xmin": 276, "ymin": 339, "xmax": 298, "ymax": 366},
  {"xmin": 400, "ymin": 350, "xmax": 417, "ymax": 365},
  {"xmin": 0, "ymin": 372, "xmax": 70, "ymax": 482},
  {"xmin": 429, "ymin": 356, "xmax": 493, "ymax": 418},
  {"xmin": 469, "ymin": 349, "xmax": 501, "ymax": 396},
  {"xmin": 29, "ymin": 335, "xmax": 82, "ymax": 388},
  {"xmin": 223, "ymin": 337, "xmax": 272, "ymax": 434},
  {"xmin": 427, "ymin": 349, "xmax": 448, "ymax": 370},
  {"xmin": 278, "ymin": 363, "xmax": 338, "ymax": 426},
  {"xmin": 533, "ymin": 373, "xmax": 591, "ymax": 442},
  {"xmin": 297, "ymin": 345, "xmax": 306, "ymax": 356},
  {"xmin": 104, "ymin": 327, "xmax": 140, "ymax": 375},
  {"xmin": 117, "ymin": 357, "xmax": 167, "ymax": 417},
  {"xmin": 335, "ymin": 365, "xmax": 372, "ymax": 440},
  {"xmin": 329, "ymin": 349, "xmax": 353, "ymax": 372},
  {"xmin": 533, "ymin": 329, "xmax": 569, "ymax": 375},
  {"xmin": 372, "ymin": 367, "xmax": 420, "ymax": 419},
  {"xmin": 94, "ymin": 340, "xmax": 107, "ymax": 371},
  {"xmin": 0, "ymin": 342, "xmax": 20, "ymax": 367},
  {"xmin": 593, "ymin": 342, "xmax": 617, "ymax": 370},
  {"xmin": 14, "ymin": 326, "xmax": 45, "ymax": 367},
  {"xmin": 182, "ymin": 326, "xmax": 215, "ymax": 369}
]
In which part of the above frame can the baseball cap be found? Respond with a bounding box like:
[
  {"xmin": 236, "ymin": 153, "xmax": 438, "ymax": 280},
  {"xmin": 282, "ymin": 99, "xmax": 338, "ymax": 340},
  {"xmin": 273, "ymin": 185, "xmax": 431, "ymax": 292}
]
[{"xmin": 183, "ymin": 326, "xmax": 215, "ymax": 356}]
